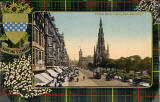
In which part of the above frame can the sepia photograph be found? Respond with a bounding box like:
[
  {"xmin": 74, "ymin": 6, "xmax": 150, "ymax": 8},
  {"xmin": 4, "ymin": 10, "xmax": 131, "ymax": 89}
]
[{"xmin": 32, "ymin": 12, "xmax": 152, "ymax": 87}]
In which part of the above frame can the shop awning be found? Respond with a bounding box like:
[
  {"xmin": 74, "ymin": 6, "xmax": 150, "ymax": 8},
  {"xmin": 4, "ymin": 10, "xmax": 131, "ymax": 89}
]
[
  {"xmin": 49, "ymin": 79, "xmax": 57, "ymax": 87},
  {"xmin": 54, "ymin": 66, "xmax": 63, "ymax": 73},
  {"xmin": 40, "ymin": 73, "xmax": 53, "ymax": 81},
  {"xmin": 34, "ymin": 77, "xmax": 44, "ymax": 83},
  {"xmin": 35, "ymin": 83, "xmax": 46, "ymax": 86},
  {"xmin": 47, "ymin": 69, "xmax": 58, "ymax": 77},
  {"xmin": 61, "ymin": 66, "xmax": 66, "ymax": 69},
  {"xmin": 35, "ymin": 74, "xmax": 50, "ymax": 84}
]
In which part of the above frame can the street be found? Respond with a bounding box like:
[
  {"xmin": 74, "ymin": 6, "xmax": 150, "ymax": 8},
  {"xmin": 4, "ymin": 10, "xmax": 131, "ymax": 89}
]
[{"xmin": 69, "ymin": 68, "xmax": 131, "ymax": 87}]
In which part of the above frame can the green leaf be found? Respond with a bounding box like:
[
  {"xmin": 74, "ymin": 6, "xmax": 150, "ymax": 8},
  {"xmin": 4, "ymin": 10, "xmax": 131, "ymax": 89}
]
[
  {"xmin": 0, "ymin": 34, "xmax": 8, "ymax": 41},
  {"xmin": 22, "ymin": 32, "xmax": 29, "ymax": 42},
  {"xmin": 1, "ymin": 2, "xmax": 33, "ymax": 13}
]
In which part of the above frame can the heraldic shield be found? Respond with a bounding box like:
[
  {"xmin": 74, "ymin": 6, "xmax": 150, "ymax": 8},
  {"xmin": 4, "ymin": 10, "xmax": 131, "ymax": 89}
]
[{"xmin": 3, "ymin": 13, "xmax": 28, "ymax": 44}]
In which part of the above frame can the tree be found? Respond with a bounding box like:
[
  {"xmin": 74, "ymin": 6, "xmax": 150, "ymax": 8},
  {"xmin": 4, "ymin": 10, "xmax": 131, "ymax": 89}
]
[
  {"xmin": 107, "ymin": 59, "xmax": 115, "ymax": 71},
  {"xmin": 87, "ymin": 63, "xmax": 94, "ymax": 68},
  {"xmin": 114, "ymin": 59, "xmax": 119, "ymax": 73},
  {"xmin": 118, "ymin": 57, "xmax": 126, "ymax": 72},
  {"xmin": 139, "ymin": 57, "xmax": 152, "ymax": 76},
  {"xmin": 128, "ymin": 55, "xmax": 141, "ymax": 78},
  {"xmin": 129, "ymin": 55, "xmax": 141, "ymax": 70}
]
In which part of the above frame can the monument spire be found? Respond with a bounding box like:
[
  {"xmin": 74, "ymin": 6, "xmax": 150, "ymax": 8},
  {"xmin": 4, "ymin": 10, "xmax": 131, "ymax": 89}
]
[
  {"xmin": 100, "ymin": 17, "xmax": 102, "ymax": 27},
  {"xmin": 107, "ymin": 44, "xmax": 109, "ymax": 58},
  {"xmin": 94, "ymin": 18, "xmax": 109, "ymax": 66}
]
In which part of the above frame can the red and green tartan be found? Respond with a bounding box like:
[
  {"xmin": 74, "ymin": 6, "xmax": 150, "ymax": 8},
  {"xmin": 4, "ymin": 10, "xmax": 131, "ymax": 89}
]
[{"xmin": 0, "ymin": 0, "xmax": 159, "ymax": 102}]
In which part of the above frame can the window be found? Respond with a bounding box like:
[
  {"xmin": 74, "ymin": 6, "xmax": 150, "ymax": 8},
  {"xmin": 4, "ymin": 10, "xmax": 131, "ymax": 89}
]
[
  {"xmin": 45, "ymin": 19, "xmax": 48, "ymax": 34},
  {"xmin": 39, "ymin": 32, "xmax": 41, "ymax": 46},
  {"xmin": 35, "ymin": 29, "xmax": 39, "ymax": 43},
  {"xmin": 33, "ymin": 48, "xmax": 35, "ymax": 64},
  {"xmin": 42, "ymin": 35, "xmax": 43, "ymax": 47},
  {"xmin": 48, "ymin": 48, "xmax": 53, "ymax": 57},
  {"xmin": 36, "ymin": 15, "xmax": 39, "ymax": 26},
  {"xmin": 47, "ymin": 59, "xmax": 51, "ymax": 64},
  {"xmin": 53, "ymin": 43, "xmax": 55, "ymax": 49},
  {"xmin": 33, "ymin": 28, "xmax": 35, "ymax": 42},
  {"xmin": 42, "ymin": 51, "xmax": 44, "ymax": 61},
  {"xmin": 36, "ymin": 49, "xmax": 38, "ymax": 64},
  {"xmin": 48, "ymin": 37, "xmax": 52, "ymax": 46},
  {"xmin": 39, "ymin": 50, "xmax": 41, "ymax": 60},
  {"xmin": 43, "ymin": 36, "xmax": 45, "ymax": 47}
]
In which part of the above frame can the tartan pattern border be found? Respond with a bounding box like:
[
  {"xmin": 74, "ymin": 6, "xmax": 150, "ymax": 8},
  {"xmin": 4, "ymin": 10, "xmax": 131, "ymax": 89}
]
[{"xmin": 0, "ymin": 0, "xmax": 160, "ymax": 102}]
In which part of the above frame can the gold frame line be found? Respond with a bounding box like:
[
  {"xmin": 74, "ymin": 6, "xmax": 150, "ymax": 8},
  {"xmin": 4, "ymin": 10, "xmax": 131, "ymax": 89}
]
[
  {"xmin": 65, "ymin": 88, "xmax": 68, "ymax": 102},
  {"xmin": 31, "ymin": 11, "xmax": 153, "ymax": 89},
  {"xmin": 112, "ymin": 88, "xmax": 114, "ymax": 102},
  {"xmin": 65, "ymin": 0, "xmax": 67, "ymax": 11},
  {"xmin": 19, "ymin": 96, "xmax": 21, "ymax": 102}
]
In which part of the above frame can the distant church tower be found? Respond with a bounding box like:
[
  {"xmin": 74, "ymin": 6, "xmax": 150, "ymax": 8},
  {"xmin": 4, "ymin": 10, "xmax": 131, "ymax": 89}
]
[{"xmin": 93, "ymin": 18, "xmax": 109, "ymax": 66}]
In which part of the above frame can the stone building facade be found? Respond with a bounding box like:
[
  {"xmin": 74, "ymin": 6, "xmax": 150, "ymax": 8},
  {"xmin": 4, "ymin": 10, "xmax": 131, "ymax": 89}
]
[
  {"xmin": 93, "ymin": 18, "xmax": 109, "ymax": 66},
  {"xmin": 32, "ymin": 12, "xmax": 69, "ymax": 72},
  {"xmin": 78, "ymin": 48, "xmax": 93, "ymax": 68},
  {"xmin": 32, "ymin": 12, "xmax": 45, "ymax": 72},
  {"xmin": 44, "ymin": 13, "xmax": 69, "ymax": 68}
]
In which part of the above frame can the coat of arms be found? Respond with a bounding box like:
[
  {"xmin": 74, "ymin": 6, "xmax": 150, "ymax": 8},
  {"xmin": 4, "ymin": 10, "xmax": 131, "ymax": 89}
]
[
  {"xmin": 0, "ymin": 2, "xmax": 32, "ymax": 55},
  {"xmin": 3, "ymin": 13, "xmax": 28, "ymax": 44}
]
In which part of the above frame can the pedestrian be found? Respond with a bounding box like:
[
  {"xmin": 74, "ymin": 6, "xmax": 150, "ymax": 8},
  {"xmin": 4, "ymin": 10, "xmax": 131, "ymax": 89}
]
[
  {"xmin": 55, "ymin": 82, "xmax": 57, "ymax": 87},
  {"xmin": 77, "ymin": 77, "xmax": 79, "ymax": 82},
  {"xmin": 59, "ymin": 82, "xmax": 62, "ymax": 87},
  {"xmin": 83, "ymin": 76, "xmax": 85, "ymax": 80},
  {"xmin": 72, "ymin": 76, "xmax": 74, "ymax": 81}
]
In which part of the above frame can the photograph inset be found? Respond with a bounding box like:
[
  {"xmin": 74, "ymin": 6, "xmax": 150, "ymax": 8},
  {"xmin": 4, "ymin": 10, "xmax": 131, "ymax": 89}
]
[{"xmin": 32, "ymin": 12, "xmax": 152, "ymax": 87}]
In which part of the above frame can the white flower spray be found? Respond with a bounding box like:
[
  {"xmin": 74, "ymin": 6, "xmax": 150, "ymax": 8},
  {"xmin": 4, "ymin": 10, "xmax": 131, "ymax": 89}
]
[
  {"xmin": 135, "ymin": 0, "xmax": 160, "ymax": 24},
  {"xmin": 1, "ymin": 55, "xmax": 51, "ymax": 98}
]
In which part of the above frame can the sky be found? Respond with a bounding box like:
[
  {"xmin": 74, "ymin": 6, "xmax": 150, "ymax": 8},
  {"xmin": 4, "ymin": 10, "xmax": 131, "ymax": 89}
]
[{"xmin": 50, "ymin": 12, "xmax": 152, "ymax": 61}]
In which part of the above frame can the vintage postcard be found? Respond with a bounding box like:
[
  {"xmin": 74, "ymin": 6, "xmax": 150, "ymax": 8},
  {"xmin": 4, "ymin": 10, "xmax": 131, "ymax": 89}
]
[
  {"xmin": 32, "ymin": 12, "xmax": 152, "ymax": 87},
  {"xmin": 0, "ymin": 1, "xmax": 159, "ymax": 101}
]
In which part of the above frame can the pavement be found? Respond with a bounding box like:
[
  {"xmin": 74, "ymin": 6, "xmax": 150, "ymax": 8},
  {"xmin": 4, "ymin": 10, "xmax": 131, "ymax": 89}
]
[
  {"xmin": 62, "ymin": 77, "xmax": 69, "ymax": 86},
  {"xmin": 69, "ymin": 69, "xmax": 97, "ymax": 86}
]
